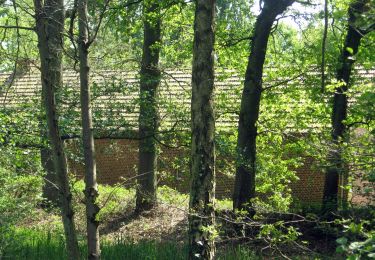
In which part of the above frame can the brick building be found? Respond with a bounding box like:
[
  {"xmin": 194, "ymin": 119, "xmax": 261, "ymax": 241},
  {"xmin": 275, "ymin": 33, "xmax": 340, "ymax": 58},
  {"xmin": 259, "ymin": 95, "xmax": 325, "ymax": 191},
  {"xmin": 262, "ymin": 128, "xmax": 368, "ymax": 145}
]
[{"xmin": 1, "ymin": 67, "xmax": 373, "ymax": 205}]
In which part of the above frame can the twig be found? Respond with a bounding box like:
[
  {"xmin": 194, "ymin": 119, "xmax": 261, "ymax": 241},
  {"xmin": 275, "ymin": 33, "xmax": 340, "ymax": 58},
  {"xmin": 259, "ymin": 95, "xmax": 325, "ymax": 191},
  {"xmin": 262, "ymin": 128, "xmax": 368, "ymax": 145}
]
[
  {"xmin": 262, "ymin": 72, "xmax": 305, "ymax": 92},
  {"xmin": 2, "ymin": 0, "xmax": 21, "ymax": 106}
]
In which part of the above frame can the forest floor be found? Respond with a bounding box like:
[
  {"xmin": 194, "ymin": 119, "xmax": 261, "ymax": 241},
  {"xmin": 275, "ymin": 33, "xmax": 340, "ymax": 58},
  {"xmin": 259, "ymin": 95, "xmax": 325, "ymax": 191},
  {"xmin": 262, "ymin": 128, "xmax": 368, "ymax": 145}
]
[
  {"xmin": 14, "ymin": 183, "xmax": 342, "ymax": 259},
  {"xmin": 20, "ymin": 184, "xmax": 191, "ymax": 244},
  {"xmin": 101, "ymin": 203, "xmax": 188, "ymax": 243}
]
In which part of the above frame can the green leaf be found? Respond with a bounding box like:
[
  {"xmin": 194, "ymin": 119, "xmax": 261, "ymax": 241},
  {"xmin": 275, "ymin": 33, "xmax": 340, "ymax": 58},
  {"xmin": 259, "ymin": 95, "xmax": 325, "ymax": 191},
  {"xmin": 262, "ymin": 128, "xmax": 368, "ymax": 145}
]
[
  {"xmin": 348, "ymin": 255, "xmax": 359, "ymax": 260},
  {"xmin": 337, "ymin": 237, "xmax": 348, "ymax": 245},
  {"xmin": 349, "ymin": 242, "xmax": 362, "ymax": 250},
  {"xmin": 336, "ymin": 245, "xmax": 346, "ymax": 253}
]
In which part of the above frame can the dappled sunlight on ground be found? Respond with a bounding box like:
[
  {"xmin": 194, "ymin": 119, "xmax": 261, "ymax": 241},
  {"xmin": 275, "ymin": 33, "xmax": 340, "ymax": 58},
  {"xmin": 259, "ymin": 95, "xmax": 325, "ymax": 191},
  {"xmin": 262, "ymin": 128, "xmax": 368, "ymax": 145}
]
[{"xmin": 102, "ymin": 203, "xmax": 188, "ymax": 244}]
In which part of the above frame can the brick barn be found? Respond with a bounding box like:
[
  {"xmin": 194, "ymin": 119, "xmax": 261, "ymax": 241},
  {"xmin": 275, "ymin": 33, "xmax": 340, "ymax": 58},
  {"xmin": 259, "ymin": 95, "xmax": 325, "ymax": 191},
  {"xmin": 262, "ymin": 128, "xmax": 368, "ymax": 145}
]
[{"xmin": 1, "ymin": 65, "xmax": 373, "ymax": 205}]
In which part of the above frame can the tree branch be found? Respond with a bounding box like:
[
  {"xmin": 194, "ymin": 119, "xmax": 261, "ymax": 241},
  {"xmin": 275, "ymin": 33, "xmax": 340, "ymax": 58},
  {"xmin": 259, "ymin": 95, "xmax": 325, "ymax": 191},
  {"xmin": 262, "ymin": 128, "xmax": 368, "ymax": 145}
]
[
  {"xmin": 0, "ymin": 25, "xmax": 35, "ymax": 31},
  {"xmin": 2, "ymin": 0, "xmax": 21, "ymax": 106},
  {"xmin": 321, "ymin": 0, "xmax": 329, "ymax": 93},
  {"xmin": 362, "ymin": 22, "xmax": 375, "ymax": 35},
  {"xmin": 220, "ymin": 35, "xmax": 252, "ymax": 48},
  {"xmin": 108, "ymin": 0, "xmax": 142, "ymax": 10},
  {"xmin": 87, "ymin": 0, "xmax": 111, "ymax": 47},
  {"xmin": 262, "ymin": 72, "xmax": 305, "ymax": 92}
]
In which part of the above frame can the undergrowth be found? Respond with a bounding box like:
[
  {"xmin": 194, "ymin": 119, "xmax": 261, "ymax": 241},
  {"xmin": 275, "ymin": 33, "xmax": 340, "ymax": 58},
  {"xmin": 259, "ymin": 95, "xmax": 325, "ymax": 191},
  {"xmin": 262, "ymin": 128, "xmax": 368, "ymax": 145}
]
[{"xmin": 1, "ymin": 228, "xmax": 258, "ymax": 260}]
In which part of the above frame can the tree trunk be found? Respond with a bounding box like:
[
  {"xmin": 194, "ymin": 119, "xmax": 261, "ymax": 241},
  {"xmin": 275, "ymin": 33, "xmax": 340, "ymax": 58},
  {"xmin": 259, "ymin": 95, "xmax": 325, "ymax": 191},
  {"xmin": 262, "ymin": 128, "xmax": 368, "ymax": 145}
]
[
  {"xmin": 78, "ymin": 0, "xmax": 101, "ymax": 258},
  {"xmin": 233, "ymin": 0, "xmax": 294, "ymax": 214},
  {"xmin": 41, "ymin": 147, "xmax": 59, "ymax": 205},
  {"xmin": 188, "ymin": 0, "xmax": 216, "ymax": 259},
  {"xmin": 136, "ymin": 0, "xmax": 161, "ymax": 212},
  {"xmin": 33, "ymin": 0, "xmax": 80, "ymax": 259},
  {"xmin": 322, "ymin": 0, "xmax": 370, "ymax": 215},
  {"xmin": 38, "ymin": 63, "xmax": 58, "ymax": 205}
]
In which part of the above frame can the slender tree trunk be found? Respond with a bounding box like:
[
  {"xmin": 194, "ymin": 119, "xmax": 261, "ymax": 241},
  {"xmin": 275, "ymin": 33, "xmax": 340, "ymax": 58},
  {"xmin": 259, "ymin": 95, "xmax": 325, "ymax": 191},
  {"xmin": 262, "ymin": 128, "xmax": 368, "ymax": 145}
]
[
  {"xmin": 320, "ymin": 0, "xmax": 328, "ymax": 92},
  {"xmin": 322, "ymin": 0, "xmax": 370, "ymax": 215},
  {"xmin": 233, "ymin": 0, "xmax": 294, "ymax": 214},
  {"xmin": 33, "ymin": 0, "xmax": 79, "ymax": 259},
  {"xmin": 40, "ymin": 97, "xmax": 58, "ymax": 205},
  {"xmin": 136, "ymin": 0, "xmax": 161, "ymax": 212},
  {"xmin": 78, "ymin": 0, "xmax": 101, "ymax": 258},
  {"xmin": 188, "ymin": 0, "xmax": 216, "ymax": 259},
  {"xmin": 41, "ymin": 147, "xmax": 59, "ymax": 204},
  {"xmin": 38, "ymin": 65, "xmax": 58, "ymax": 205}
]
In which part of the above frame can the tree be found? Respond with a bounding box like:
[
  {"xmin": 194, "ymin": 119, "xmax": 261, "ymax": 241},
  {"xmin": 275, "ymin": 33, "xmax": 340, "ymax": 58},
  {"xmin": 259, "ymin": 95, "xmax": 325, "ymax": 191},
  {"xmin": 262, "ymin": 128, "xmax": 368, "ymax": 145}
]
[
  {"xmin": 77, "ymin": 0, "xmax": 102, "ymax": 258},
  {"xmin": 136, "ymin": 0, "xmax": 161, "ymax": 212},
  {"xmin": 33, "ymin": 0, "xmax": 80, "ymax": 258},
  {"xmin": 40, "ymin": 147, "xmax": 58, "ymax": 204},
  {"xmin": 232, "ymin": 0, "xmax": 295, "ymax": 214},
  {"xmin": 188, "ymin": 0, "xmax": 216, "ymax": 259},
  {"xmin": 322, "ymin": 0, "xmax": 374, "ymax": 215}
]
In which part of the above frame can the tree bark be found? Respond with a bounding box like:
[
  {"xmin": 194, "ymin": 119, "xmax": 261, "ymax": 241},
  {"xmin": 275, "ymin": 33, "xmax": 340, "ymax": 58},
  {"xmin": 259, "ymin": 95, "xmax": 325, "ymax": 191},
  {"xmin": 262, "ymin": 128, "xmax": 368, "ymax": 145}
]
[
  {"xmin": 41, "ymin": 147, "xmax": 59, "ymax": 205},
  {"xmin": 136, "ymin": 0, "xmax": 161, "ymax": 212},
  {"xmin": 322, "ymin": 0, "xmax": 370, "ymax": 215},
  {"xmin": 188, "ymin": 0, "xmax": 216, "ymax": 259},
  {"xmin": 33, "ymin": 0, "xmax": 80, "ymax": 259},
  {"xmin": 233, "ymin": 0, "xmax": 294, "ymax": 214},
  {"xmin": 78, "ymin": 0, "xmax": 101, "ymax": 258}
]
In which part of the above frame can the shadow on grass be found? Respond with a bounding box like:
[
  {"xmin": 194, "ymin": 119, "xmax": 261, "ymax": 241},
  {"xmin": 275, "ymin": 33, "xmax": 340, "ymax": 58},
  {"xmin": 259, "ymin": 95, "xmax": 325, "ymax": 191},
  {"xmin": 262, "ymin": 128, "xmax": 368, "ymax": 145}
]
[{"xmin": 100, "ymin": 207, "xmax": 138, "ymax": 236}]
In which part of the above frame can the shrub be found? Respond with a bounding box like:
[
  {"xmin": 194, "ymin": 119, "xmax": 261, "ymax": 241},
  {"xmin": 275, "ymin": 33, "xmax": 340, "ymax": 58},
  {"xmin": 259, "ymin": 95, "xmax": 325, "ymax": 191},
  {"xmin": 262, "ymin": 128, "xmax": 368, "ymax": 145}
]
[
  {"xmin": 336, "ymin": 216, "xmax": 375, "ymax": 259},
  {"xmin": 71, "ymin": 180, "xmax": 135, "ymax": 228},
  {"xmin": 0, "ymin": 166, "xmax": 42, "ymax": 255}
]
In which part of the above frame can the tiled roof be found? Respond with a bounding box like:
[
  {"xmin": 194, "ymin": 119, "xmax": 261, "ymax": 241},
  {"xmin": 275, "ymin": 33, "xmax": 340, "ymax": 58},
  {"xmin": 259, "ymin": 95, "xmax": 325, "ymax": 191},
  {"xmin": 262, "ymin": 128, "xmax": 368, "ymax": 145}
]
[{"xmin": 1, "ymin": 67, "xmax": 374, "ymax": 135}]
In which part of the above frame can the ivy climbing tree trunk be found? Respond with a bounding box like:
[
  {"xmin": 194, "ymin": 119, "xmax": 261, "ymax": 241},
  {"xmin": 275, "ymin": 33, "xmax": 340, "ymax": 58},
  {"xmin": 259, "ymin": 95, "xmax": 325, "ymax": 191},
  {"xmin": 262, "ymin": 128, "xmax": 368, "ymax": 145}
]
[
  {"xmin": 136, "ymin": 0, "xmax": 161, "ymax": 212},
  {"xmin": 232, "ymin": 0, "xmax": 294, "ymax": 214},
  {"xmin": 78, "ymin": 0, "xmax": 100, "ymax": 258},
  {"xmin": 33, "ymin": 0, "xmax": 80, "ymax": 259},
  {"xmin": 188, "ymin": 0, "xmax": 216, "ymax": 259},
  {"xmin": 322, "ymin": 0, "xmax": 372, "ymax": 215}
]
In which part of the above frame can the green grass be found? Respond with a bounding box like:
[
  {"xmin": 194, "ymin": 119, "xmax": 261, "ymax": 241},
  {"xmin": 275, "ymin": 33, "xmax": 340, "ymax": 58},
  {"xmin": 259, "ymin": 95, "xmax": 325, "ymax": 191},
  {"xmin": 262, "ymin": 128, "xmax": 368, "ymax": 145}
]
[
  {"xmin": 2, "ymin": 229, "xmax": 187, "ymax": 260},
  {"xmin": 1, "ymin": 184, "xmax": 258, "ymax": 259},
  {"xmin": 1, "ymin": 228, "xmax": 258, "ymax": 260}
]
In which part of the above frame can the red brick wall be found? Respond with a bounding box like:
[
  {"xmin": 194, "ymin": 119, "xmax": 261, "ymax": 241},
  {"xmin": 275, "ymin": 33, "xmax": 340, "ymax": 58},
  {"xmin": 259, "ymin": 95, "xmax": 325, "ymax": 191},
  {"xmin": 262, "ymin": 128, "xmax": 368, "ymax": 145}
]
[
  {"xmin": 67, "ymin": 139, "xmax": 344, "ymax": 204},
  {"xmin": 289, "ymin": 156, "xmax": 348, "ymax": 205},
  {"xmin": 290, "ymin": 156, "xmax": 325, "ymax": 204},
  {"xmin": 68, "ymin": 139, "xmax": 139, "ymax": 187}
]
